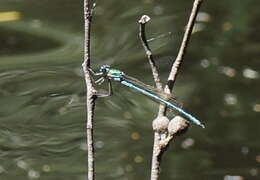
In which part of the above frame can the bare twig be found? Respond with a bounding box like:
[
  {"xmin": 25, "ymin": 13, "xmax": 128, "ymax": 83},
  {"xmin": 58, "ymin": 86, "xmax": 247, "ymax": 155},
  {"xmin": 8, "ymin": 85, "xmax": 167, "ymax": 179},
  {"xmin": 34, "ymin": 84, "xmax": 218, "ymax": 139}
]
[
  {"xmin": 138, "ymin": 15, "xmax": 167, "ymax": 116},
  {"xmin": 150, "ymin": 132, "xmax": 161, "ymax": 180},
  {"xmin": 165, "ymin": 0, "xmax": 203, "ymax": 94},
  {"xmin": 138, "ymin": 15, "xmax": 170, "ymax": 180},
  {"xmin": 82, "ymin": 0, "xmax": 96, "ymax": 179},
  {"xmin": 138, "ymin": 15, "xmax": 163, "ymax": 90},
  {"xmin": 138, "ymin": 18, "xmax": 169, "ymax": 179}
]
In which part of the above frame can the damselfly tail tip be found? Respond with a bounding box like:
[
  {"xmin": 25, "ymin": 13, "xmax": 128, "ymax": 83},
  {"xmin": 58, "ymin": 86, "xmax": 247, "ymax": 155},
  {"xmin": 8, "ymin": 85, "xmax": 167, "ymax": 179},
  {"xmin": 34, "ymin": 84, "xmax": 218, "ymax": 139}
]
[{"xmin": 200, "ymin": 123, "xmax": 205, "ymax": 128}]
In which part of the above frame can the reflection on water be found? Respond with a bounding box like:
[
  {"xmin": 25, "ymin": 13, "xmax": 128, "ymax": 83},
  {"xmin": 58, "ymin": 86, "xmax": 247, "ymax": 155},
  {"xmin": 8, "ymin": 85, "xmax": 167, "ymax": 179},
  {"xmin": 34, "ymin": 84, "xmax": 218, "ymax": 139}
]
[
  {"xmin": 0, "ymin": 11, "xmax": 21, "ymax": 22},
  {"xmin": 0, "ymin": 27, "xmax": 62, "ymax": 55},
  {"xmin": 0, "ymin": 0, "xmax": 260, "ymax": 180}
]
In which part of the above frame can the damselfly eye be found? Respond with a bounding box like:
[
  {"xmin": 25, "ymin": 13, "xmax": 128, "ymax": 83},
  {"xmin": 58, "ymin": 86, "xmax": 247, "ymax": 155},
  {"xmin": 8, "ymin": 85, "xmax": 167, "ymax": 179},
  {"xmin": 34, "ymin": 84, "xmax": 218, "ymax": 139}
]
[{"xmin": 99, "ymin": 65, "xmax": 110, "ymax": 73}]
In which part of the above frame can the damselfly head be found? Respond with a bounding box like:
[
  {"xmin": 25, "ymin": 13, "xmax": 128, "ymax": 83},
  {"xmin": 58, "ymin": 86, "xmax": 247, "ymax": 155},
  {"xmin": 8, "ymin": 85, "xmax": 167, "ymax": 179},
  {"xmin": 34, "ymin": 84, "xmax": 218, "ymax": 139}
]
[{"xmin": 99, "ymin": 65, "xmax": 110, "ymax": 74}]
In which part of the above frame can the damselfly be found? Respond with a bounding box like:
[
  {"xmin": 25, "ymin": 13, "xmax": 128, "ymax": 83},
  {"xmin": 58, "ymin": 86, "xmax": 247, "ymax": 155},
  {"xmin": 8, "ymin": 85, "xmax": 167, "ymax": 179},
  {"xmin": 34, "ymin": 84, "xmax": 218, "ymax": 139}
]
[{"xmin": 90, "ymin": 65, "xmax": 205, "ymax": 128}]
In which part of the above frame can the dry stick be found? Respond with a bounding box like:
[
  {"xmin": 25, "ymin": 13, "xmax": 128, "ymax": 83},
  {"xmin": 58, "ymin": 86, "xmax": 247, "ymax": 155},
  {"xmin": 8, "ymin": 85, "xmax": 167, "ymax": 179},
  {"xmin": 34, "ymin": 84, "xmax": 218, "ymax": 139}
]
[
  {"xmin": 82, "ymin": 0, "xmax": 96, "ymax": 180},
  {"xmin": 138, "ymin": 15, "xmax": 166, "ymax": 180},
  {"xmin": 138, "ymin": 16, "xmax": 166, "ymax": 180},
  {"xmin": 138, "ymin": 15, "xmax": 167, "ymax": 116},
  {"xmin": 138, "ymin": 15, "xmax": 163, "ymax": 91},
  {"xmin": 165, "ymin": 0, "xmax": 203, "ymax": 94}
]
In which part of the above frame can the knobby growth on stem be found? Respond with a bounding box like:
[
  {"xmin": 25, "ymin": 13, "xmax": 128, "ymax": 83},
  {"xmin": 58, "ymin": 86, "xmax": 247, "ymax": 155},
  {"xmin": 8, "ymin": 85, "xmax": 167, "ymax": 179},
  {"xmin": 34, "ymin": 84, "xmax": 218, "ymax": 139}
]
[{"xmin": 138, "ymin": 0, "xmax": 203, "ymax": 180}]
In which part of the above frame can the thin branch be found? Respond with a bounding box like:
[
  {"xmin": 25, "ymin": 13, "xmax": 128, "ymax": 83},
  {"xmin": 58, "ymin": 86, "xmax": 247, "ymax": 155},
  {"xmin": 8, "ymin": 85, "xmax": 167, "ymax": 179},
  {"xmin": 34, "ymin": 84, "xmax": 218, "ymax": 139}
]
[
  {"xmin": 82, "ymin": 0, "xmax": 96, "ymax": 180},
  {"xmin": 165, "ymin": 0, "xmax": 203, "ymax": 94},
  {"xmin": 138, "ymin": 15, "xmax": 167, "ymax": 116},
  {"xmin": 138, "ymin": 15, "xmax": 163, "ymax": 90},
  {"xmin": 138, "ymin": 18, "xmax": 168, "ymax": 180},
  {"xmin": 150, "ymin": 132, "xmax": 161, "ymax": 180},
  {"xmin": 138, "ymin": 15, "xmax": 167, "ymax": 180}
]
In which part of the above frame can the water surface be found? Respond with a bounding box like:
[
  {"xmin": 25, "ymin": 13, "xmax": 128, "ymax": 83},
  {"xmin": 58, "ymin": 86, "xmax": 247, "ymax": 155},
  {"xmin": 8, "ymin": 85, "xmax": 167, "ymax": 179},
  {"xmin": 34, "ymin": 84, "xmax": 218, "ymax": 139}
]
[{"xmin": 0, "ymin": 0, "xmax": 259, "ymax": 180}]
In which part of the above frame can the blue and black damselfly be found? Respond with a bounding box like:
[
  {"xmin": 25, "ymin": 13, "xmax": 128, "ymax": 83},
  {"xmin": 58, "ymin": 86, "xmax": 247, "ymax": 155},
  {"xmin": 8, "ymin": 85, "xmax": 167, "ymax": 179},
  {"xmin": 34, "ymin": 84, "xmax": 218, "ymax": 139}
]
[{"xmin": 90, "ymin": 65, "xmax": 205, "ymax": 128}]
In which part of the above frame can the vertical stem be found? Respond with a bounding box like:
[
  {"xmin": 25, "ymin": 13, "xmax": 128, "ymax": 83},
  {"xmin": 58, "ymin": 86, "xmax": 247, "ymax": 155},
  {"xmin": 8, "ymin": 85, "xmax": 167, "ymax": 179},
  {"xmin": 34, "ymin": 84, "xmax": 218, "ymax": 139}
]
[
  {"xmin": 150, "ymin": 133, "xmax": 161, "ymax": 180},
  {"xmin": 83, "ymin": 0, "xmax": 96, "ymax": 180},
  {"xmin": 138, "ymin": 15, "xmax": 165, "ymax": 180},
  {"xmin": 85, "ymin": 89, "xmax": 96, "ymax": 180},
  {"xmin": 84, "ymin": 0, "xmax": 92, "ymax": 67}
]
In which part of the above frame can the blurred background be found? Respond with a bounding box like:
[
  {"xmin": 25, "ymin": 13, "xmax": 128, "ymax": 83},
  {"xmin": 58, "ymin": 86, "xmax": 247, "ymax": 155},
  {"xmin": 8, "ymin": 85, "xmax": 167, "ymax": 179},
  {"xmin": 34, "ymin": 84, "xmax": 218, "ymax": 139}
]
[{"xmin": 0, "ymin": 0, "xmax": 259, "ymax": 179}]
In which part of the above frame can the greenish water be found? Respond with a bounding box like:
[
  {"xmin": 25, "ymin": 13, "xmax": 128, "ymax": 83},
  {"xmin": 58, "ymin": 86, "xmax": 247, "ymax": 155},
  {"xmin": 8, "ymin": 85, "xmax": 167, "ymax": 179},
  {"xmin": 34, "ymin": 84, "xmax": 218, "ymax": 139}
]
[{"xmin": 0, "ymin": 0, "xmax": 259, "ymax": 180}]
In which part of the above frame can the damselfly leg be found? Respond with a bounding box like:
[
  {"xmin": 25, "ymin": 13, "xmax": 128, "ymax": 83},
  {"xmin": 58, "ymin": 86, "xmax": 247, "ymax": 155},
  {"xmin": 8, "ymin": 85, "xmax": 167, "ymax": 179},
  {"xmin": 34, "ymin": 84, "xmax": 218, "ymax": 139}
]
[
  {"xmin": 87, "ymin": 67, "xmax": 113, "ymax": 97},
  {"xmin": 95, "ymin": 77, "xmax": 105, "ymax": 85},
  {"xmin": 87, "ymin": 67, "xmax": 103, "ymax": 76},
  {"xmin": 96, "ymin": 79, "xmax": 113, "ymax": 97}
]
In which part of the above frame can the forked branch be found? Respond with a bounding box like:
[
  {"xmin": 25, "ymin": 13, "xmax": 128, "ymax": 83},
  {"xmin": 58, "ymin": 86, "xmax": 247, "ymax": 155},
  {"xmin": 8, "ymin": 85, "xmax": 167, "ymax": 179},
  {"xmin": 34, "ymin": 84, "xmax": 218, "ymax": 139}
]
[{"xmin": 138, "ymin": 1, "xmax": 204, "ymax": 180}]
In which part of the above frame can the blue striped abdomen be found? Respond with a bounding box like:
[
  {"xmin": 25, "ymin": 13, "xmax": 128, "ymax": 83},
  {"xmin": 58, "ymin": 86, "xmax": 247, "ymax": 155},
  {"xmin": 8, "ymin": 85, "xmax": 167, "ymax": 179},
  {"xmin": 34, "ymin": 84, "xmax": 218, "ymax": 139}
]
[{"xmin": 120, "ymin": 80, "xmax": 204, "ymax": 128}]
